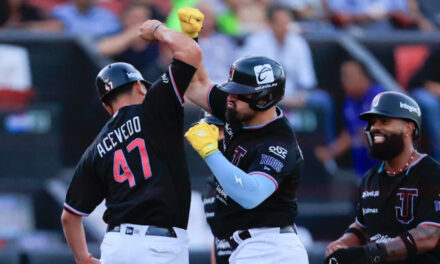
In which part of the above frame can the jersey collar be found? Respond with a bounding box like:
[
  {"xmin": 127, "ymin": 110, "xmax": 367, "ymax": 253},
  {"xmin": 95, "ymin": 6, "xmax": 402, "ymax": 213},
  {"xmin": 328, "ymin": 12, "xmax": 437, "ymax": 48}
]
[
  {"xmin": 377, "ymin": 153, "xmax": 428, "ymax": 175},
  {"xmin": 242, "ymin": 107, "xmax": 284, "ymax": 130}
]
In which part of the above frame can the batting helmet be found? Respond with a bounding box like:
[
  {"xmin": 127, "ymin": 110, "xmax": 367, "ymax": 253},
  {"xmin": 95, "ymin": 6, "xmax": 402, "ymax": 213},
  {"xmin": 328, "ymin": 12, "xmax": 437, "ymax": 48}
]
[
  {"xmin": 359, "ymin": 91, "xmax": 422, "ymax": 138},
  {"xmin": 96, "ymin": 62, "xmax": 151, "ymax": 101},
  {"xmin": 218, "ymin": 56, "xmax": 285, "ymax": 111}
]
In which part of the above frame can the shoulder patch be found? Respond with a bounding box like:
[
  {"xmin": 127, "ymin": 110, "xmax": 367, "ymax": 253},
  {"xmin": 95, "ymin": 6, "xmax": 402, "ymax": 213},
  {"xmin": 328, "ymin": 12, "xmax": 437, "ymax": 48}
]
[
  {"xmin": 268, "ymin": 145, "xmax": 288, "ymax": 159},
  {"xmin": 260, "ymin": 154, "xmax": 284, "ymax": 173}
]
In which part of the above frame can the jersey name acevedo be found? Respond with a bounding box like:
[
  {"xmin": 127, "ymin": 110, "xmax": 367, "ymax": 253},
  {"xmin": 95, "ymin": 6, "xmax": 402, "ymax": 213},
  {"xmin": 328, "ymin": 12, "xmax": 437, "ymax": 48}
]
[
  {"xmin": 207, "ymin": 86, "xmax": 304, "ymax": 238},
  {"xmin": 64, "ymin": 60, "xmax": 196, "ymax": 229},
  {"xmin": 357, "ymin": 155, "xmax": 440, "ymax": 263}
]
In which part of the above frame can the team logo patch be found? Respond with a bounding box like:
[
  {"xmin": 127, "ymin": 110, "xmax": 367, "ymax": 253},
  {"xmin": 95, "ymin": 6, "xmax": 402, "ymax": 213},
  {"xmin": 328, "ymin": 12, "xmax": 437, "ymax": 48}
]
[
  {"xmin": 229, "ymin": 66, "xmax": 236, "ymax": 81},
  {"xmin": 395, "ymin": 188, "xmax": 418, "ymax": 224},
  {"xmin": 372, "ymin": 93, "xmax": 382, "ymax": 107},
  {"xmin": 260, "ymin": 154, "xmax": 284, "ymax": 173},
  {"xmin": 254, "ymin": 64, "xmax": 274, "ymax": 85},
  {"xmin": 104, "ymin": 77, "xmax": 113, "ymax": 91},
  {"xmin": 269, "ymin": 146, "xmax": 288, "ymax": 159}
]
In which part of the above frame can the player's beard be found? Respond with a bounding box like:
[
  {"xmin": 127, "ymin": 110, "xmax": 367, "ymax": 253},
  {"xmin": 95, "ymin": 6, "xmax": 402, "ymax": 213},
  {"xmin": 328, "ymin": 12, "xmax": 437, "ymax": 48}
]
[
  {"xmin": 368, "ymin": 130, "xmax": 405, "ymax": 161},
  {"xmin": 225, "ymin": 106, "xmax": 255, "ymax": 126}
]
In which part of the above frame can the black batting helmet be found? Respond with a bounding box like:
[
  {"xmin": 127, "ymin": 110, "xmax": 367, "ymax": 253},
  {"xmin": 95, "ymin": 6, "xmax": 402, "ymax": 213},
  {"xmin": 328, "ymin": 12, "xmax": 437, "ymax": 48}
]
[
  {"xmin": 96, "ymin": 62, "xmax": 151, "ymax": 101},
  {"xmin": 359, "ymin": 91, "xmax": 422, "ymax": 138},
  {"xmin": 218, "ymin": 56, "xmax": 285, "ymax": 111}
]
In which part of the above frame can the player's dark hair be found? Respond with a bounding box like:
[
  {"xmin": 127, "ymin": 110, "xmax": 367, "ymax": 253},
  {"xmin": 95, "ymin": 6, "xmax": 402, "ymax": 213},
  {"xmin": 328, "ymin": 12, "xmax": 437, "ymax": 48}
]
[
  {"xmin": 102, "ymin": 82, "xmax": 135, "ymax": 106},
  {"xmin": 266, "ymin": 4, "xmax": 292, "ymax": 22}
]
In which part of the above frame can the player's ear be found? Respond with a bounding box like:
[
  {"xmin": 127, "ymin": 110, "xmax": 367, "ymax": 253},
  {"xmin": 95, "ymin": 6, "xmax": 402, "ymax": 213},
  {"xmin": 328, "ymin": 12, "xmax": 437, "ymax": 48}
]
[
  {"xmin": 102, "ymin": 102, "xmax": 114, "ymax": 116},
  {"xmin": 134, "ymin": 81, "xmax": 147, "ymax": 96}
]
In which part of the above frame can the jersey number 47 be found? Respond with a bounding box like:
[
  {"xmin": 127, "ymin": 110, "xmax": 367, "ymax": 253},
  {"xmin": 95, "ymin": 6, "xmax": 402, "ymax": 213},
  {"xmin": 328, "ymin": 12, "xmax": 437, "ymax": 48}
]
[{"xmin": 113, "ymin": 137, "xmax": 152, "ymax": 187}]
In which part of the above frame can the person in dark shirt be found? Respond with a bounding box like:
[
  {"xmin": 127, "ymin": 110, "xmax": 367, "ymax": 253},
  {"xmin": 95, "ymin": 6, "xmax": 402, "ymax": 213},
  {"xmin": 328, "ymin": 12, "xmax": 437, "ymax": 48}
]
[
  {"xmin": 61, "ymin": 18, "xmax": 202, "ymax": 264},
  {"xmin": 180, "ymin": 7, "xmax": 308, "ymax": 264},
  {"xmin": 325, "ymin": 91, "xmax": 440, "ymax": 264}
]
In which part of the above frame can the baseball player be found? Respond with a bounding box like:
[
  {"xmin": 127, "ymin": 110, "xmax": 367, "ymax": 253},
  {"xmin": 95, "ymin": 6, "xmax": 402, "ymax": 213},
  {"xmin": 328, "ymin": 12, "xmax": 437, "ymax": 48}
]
[
  {"xmin": 179, "ymin": 8, "xmax": 308, "ymax": 264},
  {"xmin": 325, "ymin": 91, "xmax": 440, "ymax": 264},
  {"xmin": 60, "ymin": 18, "xmax": 202, "ymax": 264}
]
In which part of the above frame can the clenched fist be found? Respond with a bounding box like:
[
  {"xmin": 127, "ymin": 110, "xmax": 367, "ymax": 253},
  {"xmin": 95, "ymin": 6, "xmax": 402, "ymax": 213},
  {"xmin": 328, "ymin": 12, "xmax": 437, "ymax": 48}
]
[
  {"xmin": 185, "ymin": 121, "xmax": 219, "ymax": 158},
  {"xmin": 178, "ymin": 7, "xmax": 204, "ymax": 38},
  {"xmin": 139, "ymin": 19, "xmax": 164, "ymax": 42}
]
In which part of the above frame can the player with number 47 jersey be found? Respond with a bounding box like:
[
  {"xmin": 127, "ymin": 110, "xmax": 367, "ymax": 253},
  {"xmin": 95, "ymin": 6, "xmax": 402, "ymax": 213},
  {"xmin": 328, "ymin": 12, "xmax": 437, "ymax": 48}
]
[{"xmin": 61, "ymin": 19, "xmax": 202, "ymax": 264}]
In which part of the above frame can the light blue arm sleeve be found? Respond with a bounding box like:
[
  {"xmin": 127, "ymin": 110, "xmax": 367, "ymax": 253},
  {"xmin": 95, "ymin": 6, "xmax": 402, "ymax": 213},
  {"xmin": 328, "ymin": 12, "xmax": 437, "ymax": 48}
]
[{"xmin": 205, "ymin": 151, "xmax": 277, "ymax": 209}]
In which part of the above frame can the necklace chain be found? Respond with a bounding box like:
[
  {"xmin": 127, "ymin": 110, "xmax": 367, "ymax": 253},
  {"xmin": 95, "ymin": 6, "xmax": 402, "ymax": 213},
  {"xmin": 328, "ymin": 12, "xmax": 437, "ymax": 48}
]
[{"xmin": 385, "ymin": 150, "xmax": 416, "ymax": 176}]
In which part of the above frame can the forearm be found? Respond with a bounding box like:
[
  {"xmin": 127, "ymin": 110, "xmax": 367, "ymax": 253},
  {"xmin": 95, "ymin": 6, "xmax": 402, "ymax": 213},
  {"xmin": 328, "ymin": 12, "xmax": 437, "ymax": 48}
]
[
  {"xmin": 97, "ymin": 29, "xmax": 137, "ymax": 57},
  {"xmin": 185, "ymin": 61, "xmax": 213, "ymax": 111},
  {"xmin": 205, "ymin": 151, "xmax": 276, "ymax": 209},
  {"xmin": 61, "ymin": 210, "xmax": 90, "ymax": 264},
  {"xmin": 385, "ymin": 225, "xmax": 440, "ymax": 261},
  {"xmin": 154, "ymin": 25, "xmax": 201, "ymax": 68}
]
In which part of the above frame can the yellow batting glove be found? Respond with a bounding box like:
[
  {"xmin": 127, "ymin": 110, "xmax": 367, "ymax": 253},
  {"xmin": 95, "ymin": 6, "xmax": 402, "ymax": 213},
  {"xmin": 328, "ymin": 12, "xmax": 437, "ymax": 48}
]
[
  {"xmin": 185, "ymin": 121, "xmax": 219, "ymax": 158},
  {"xmin": 178, "ymin": 7, "xmax": 204, "ymax": 38}
]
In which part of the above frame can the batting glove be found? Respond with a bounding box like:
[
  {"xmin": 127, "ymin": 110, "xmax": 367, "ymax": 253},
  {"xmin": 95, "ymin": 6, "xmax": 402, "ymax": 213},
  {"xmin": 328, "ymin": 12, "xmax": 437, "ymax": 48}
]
[
  {"xmin": 324, "ymin": 243, "xmax": 387, "ymax": 264},
  {"xmin": 185, "ymin": 121, "xmax": 219, "ymax": 158},
  {"xmin": 178, "ymin": 7, "xmax": 204, "ymax": 38}
]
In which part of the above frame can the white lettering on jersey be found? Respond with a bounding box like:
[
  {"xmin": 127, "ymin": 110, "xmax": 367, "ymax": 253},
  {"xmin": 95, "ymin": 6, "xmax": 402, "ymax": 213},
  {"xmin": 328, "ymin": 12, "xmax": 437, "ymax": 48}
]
[
  {"xmin": 362, "ymin": 208, "xmax": 378, "ymax": 215},
  {"xmin": 133, "ymin": 116, "xmax": 141, "ymax": 132},
  {"xmin": 268, "ymin": 146, "xmax": 288, "ymax": 159},
  {"xmin": 362, "ymin": 190, "xmax": 379, "ymax": 198},
  {"xmin": 161, "ymin": 73, "xmax": 169, "ymax": 83},
  {"xmin": 97, "ymin": 144, "xmax": 106, "ymax": 157},
  {"xmin": 96, "ymin": 116, "xmax": 142, "ymax": 157}
]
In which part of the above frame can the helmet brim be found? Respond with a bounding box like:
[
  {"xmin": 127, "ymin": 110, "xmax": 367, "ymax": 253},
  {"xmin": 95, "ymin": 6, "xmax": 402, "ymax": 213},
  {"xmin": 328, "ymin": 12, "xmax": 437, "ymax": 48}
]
[
  {"xmin": 359, "ymin": 110, "xmax": 409, "ymax": 121},
  {"xmin": 217, "ymin": 81, "xmax": 258, "ymax": 95}
]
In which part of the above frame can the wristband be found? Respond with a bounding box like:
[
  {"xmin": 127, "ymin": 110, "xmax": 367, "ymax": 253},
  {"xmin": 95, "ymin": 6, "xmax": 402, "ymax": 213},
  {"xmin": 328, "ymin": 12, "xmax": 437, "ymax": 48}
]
[
  {"xmin": 344, "ymin": 227, "xmax": 367, "ymax": 245},
  {"xmin": 399, "ymin": 231, "xmax": 417, "ymax": 259},
  {"xmin": 364, "ymin": 243, "xmax": 387, "ymax": 263},
  {"xmin": 151, "ymin": 23, "xmax": 163, "ymax": 40}
]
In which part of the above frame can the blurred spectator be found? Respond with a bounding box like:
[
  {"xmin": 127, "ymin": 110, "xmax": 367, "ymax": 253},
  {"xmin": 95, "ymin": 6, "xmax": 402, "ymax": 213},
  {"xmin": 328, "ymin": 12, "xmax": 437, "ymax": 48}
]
[
  {"xmin": 97, "ymin": 3, "xmax": 159, "ymax": 78},
  {"xmin": 416, "ymin": 0, "xmax": 440, "ymax": 29},
  {"xmin": 0, "ymin": 44, "xmax": 34, "ymax": 109},
  {"xmin": 196, "ymin": 1, "xmax": 238, "ymax": 84},
  {"xmin": 410, "ymin": 50, "xmax": 440, "ymax": 160},
  {"xmin": 273, "ymin": 0, "xmax": 334, "ymax": 32},
  {"xmin": 0, "ymin": 0, "xmax": 62, "ymax": 30},
  {"xmin": 51, "ymin": 0, "xmax": 121, "ymax": 38},
  {"xmin": 328, "ymin": 0, "xmax": 434, "ymax": 32},
  {"xmin": 315, "ymin": 59, "xmax": 384, "ymax": 178},
  {"xmin": 239, "ymin": 4, "xmax": 335, "ymax": 142}
]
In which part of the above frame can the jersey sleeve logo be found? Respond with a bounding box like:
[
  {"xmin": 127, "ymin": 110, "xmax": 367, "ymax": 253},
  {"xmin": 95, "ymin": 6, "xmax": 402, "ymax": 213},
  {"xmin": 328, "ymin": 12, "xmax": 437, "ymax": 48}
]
[
  {"xmin": 268, "ymin": 145, "xmax": 288, "ymax": 159},
  {"xmin": 260, "ymin": 154, "xmax": 284, "ymax": 173},
  {"xmin": 161, "ymin": 73, "xmax": 169, "ymax": 84},
  {"xmin": 395, "ymin": 188, "xmax": 418, "ymax": 224}
]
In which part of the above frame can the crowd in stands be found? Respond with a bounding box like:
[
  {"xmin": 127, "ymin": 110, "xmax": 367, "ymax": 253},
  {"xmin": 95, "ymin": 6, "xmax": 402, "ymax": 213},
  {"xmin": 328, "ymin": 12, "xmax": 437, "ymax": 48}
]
[{"xmin": 2, "ymin": 0, "xmax": 440, "ymax": 178}]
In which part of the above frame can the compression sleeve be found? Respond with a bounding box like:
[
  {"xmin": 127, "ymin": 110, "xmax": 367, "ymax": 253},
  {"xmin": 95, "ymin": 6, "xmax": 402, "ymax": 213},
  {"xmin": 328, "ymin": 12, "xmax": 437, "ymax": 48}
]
[{"xmin": 205, "ymin": 151, "xmax": 276, "ymax": 209}]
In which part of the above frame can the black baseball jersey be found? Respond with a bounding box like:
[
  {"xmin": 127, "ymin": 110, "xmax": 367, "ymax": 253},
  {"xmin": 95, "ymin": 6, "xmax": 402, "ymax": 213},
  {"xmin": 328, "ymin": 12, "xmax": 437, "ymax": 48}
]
[
  {"xmin": 206, "ymin": 86, "xmax": 304, "ymax": 238},
  {"xmin": 356, "ymin": 154, "xmax": 440, "ymax": 263},
  {"xmin": 64, "ymin": 59, "xmax": 196, "ymax": 229}
]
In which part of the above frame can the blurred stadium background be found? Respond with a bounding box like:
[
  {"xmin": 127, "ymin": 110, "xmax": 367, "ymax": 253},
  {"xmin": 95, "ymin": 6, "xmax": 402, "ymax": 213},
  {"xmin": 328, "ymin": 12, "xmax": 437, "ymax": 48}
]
[{"xmin": 1, "ymin": 0, "xmax": 440, "ymax": 263}]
